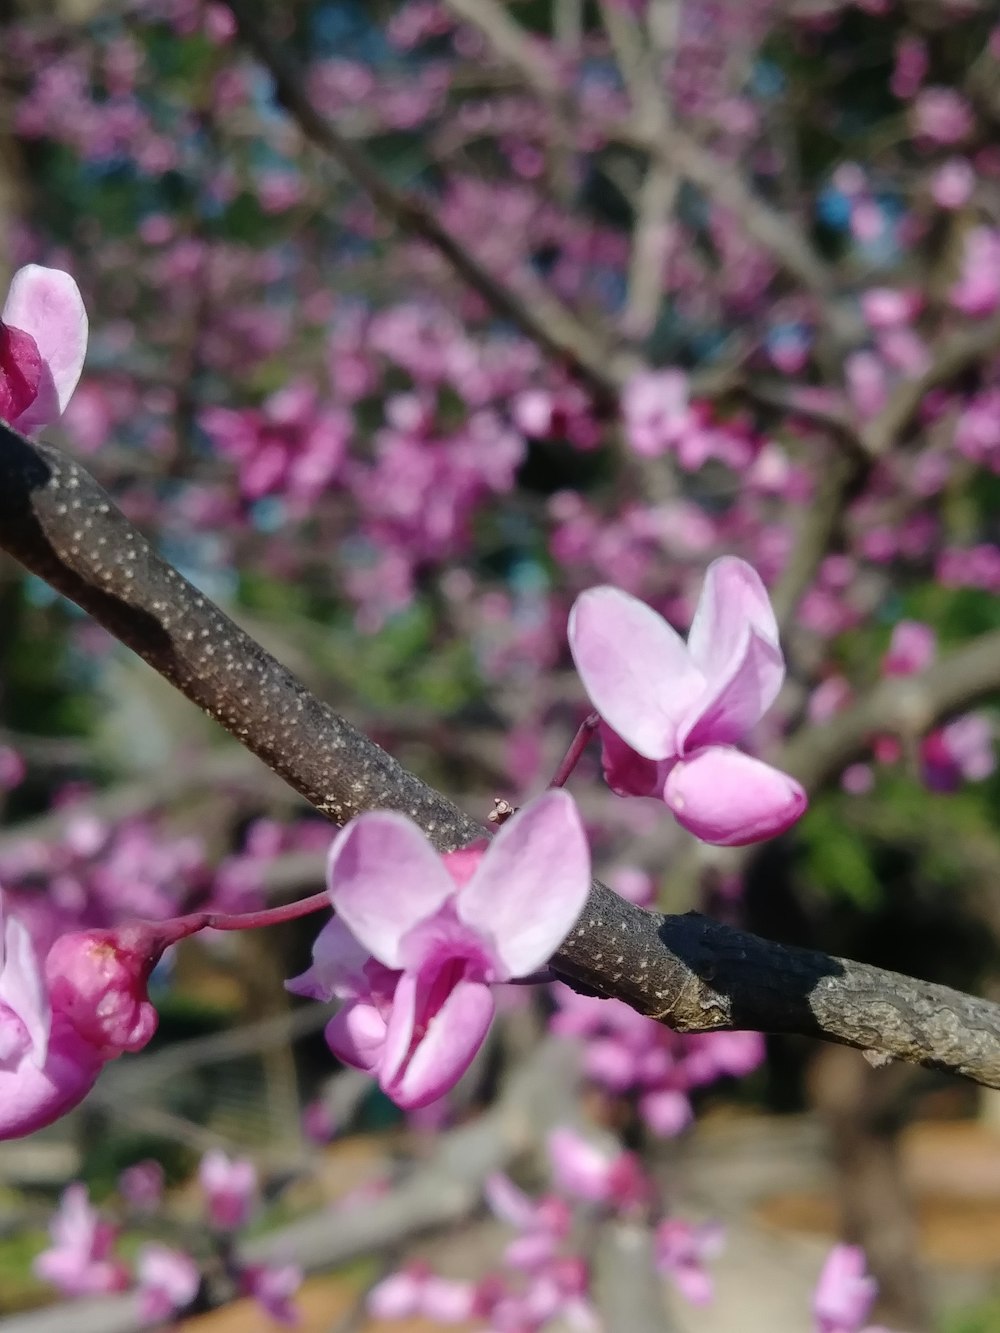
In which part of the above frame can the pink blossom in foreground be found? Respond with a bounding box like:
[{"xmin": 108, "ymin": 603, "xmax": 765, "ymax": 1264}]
[
  {"xmin": 0, "ymin": 895, "xmax": 104, "ymax": 1140},
  {"xmin": 287, "ymin": 790, "xmax": 590, "ymax": 1109},
  {"xmin": 135, "ymin": 1244, "xmax": 200, "ymax": 1323},
  {"xmin": 813, "ymin": 1244, "xmax": 878, "ymax": 1333},
  {"xmin": 0, "ymin": 907, "xmax": 199, "ymax": 1140},
  {"xmin": 33, "ymin": 1184, "xmax": 129, "ymax": 1297},
  {"xmin": 569, "ymin": 558, "xmax": 806, "ymax": 845},
  {"xmin": 0, "ymin": 265, "xmax": 87, "ymax": 431},
  {"xmin": 654, "ymin": 1218, "xmax": 725, "ymax": 1306},
  {"xmin": 199, "ymin": 1148, "xmax": 258, "ymax": 1231}
]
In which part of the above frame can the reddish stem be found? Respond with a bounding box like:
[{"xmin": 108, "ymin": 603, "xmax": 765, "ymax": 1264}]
[
  {"xmin": 549, "ymin": 712, "xmax": 600, "ymax": 789},
  {"xmin": 167, "ymin": 889, "xmax": 331, "ymax": 939}
]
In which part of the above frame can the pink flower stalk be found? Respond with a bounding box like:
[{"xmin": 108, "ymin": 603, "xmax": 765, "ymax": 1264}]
[
  {"xmin": 568, "ymin": 558, "xmax": 806, "ymax": 845},
  {"xmin": 287, "ymin": 790, "xmax": 590, "ymax": 1109},
  {"xmin": 135, "ymin": 1244, "xmax": 200, "ymax": 1323},
  {"xmin": 813, "ymin": 1244, "xmax": 878, "ymax": 1333},
  {"xmin": 0, "ymin": 265, "xmax": 87, "ymax": 431},
  {"xmin": 33, "ymin": 1184, "xmax": 129, "ymax": 1297},
  {"xmin": 654, "ymin": 1218, "xmax": 725, "ymax": 1306},
  {"xmin": 199, "ymin": 1148, "xmax": 258, "ymax": 1231}
]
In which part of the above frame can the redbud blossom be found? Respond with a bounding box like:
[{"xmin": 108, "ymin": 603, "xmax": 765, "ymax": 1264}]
[
  {"xmin": 287, "ymin": 790, "xmax": 590, "ymax": 1109},
  {"xmin": 654, "ymin": 1219, "xmax": 725, "ymax": 1306},
  {"xmin": 569, "ymin": 557, "xmax": 806, "ymax": 846},
  {"xmin": 0, "ymin": 908, "xmax": 194, "ymax": 1140},
  {"xmin": 199, "ymin": 1148, "xmax": 258, "ymax": 1231},
  {"xmin": 812, "ymin": 1244, "xmax": 878, "ymax": 1333},
  {"xmin": 136, "ymin": 1244, "xmax": 201, "ymax": 1324},
  {"xmin": 0, "ymin": 265, "xmax": 88, "ymax": 431},
  {"xmin": 33, "ymin": 1184, "xmax": 129, "ymax": 1297}
]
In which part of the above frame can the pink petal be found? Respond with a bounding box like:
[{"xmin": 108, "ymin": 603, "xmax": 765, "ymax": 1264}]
[
  {"xmin": 458, "ymin": 791, "xmax": 590, "ymax": 979},
  {"xmin": 598, "ymin": 722, "xmax": 669, "ymax": 799},
  {"xmin": 687, "ymin": 558, "xmax": 778, "ymax": 677},
  {"xmin": 484, "ymin": 1172, "xmax": 537, "ymax": 1229},
  {"xmin": 284, "ymin": 916, "xmax": 371, "ymax": 1001},
  {"xmin": 663, "ymin": 746, "xmax": 807, "ymax": 846},
  {"xmin": 2, "ymin": 266, "xmax": 87, "ymax": 430},
  {"xmin": 0, "ymin": 323, "xmax": 41, "ymax": 423},
  {"xmin": 0, "ymin": 912, "xmax": 50, "ymax": 1067},
  {"xmin": 326, "ymin": 813, "xmax": 454, "ymax": 968},
  {"xmin": 682, "ymin": 558, "xmax": 785, "ymax": 747},
  {"xmin": 681, "ymin": 621, "xmax": 785, "ymax": 750},
  {"xmin": 385, "ymin": 976, "xmax": 494, "ymax": 1109},
  {"xmin": 323, "ymin": 1000, "xmax": 388, "ymax": 1074},
  {"xmin": 569, "ymin": 586, "xmax": 703, "ymax": 759}
]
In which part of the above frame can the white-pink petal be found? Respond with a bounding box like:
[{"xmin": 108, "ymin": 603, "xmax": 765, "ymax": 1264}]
[
  {"xmin": 685, "ymin": 557, "xmax": 781, "ymax": 690},
  {"xmin": 459, "ymin": 790, "xmax": 590, "ymax": 979},
  {"xmin": 663, "ymin": 746, "xmax": 806, "ymax": 846},
  {"xmin": 680, "ymin": 620, "xmax": 785, "ymax": 750},
  {"xmin": 324, "ymin": 1000, "xmax": 388, "ymax": 1074},
  {"xmin": 284, "ymin": 915, "xmax": 370, "ymax": 1001},
  {"xmin": 326, "ymin": 812, "xmax": 454, "ymax": 969},
  {"xmin": 0, "ymin": 911, "xmax": 50, "ymax": 1067},
  {"xmin": 2, "ymin": 266, "xmax": 87, "ymax": 431},
  {"xmin": 386, "ymin": 976, "xmax": 495, "ymax": 1109},
  {"xmin": 569, "ymin": 586, "xmax": 703, "ymax": 759}
]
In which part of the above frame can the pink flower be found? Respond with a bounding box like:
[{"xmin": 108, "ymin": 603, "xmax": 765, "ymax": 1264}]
[
  {"xmin": 368, "ymin": 1262, "xmax": 476, "ymax": 1323},
  {"xmin": 118, "ymin": 1159, "xmax": 165, "ymax": 1211},
  {"xmin": 33, "ymin": 1184, "xmax": 129, "ymax": 1297},
  {"xmin": 950, "ymin": 228, "xmax": 1000, "ymax": 317},
  {"xmin": 568, "ymin": 558, "xmax": 806, "ymax": 845},
  {"xmin": 484, "ymin": 1172, "xmax": 571, "ymax": 1270},
  {"xmin": 547, "ymin": 1127, "xmax": 649, "ymax": 1210},
  {"xmin": 912, "ymin": 87, "xmax": 973, "ymax": 145},
  {"xmin": 0, "ymin": 265, "xmax": 87, "ymax": 432},
  {"xmin": 0, "ymin": 910, "xmax": 202, "ymax": 1141},
  {"xmin": 654, "ymin": 1218, "xmax": 725, "ymax": 1306},
  {"xmin": 240, "ymin": 1262, "xmax": 302, "ymax": 1324},
  {"xmin": 813, "ymin": 1244, "xmax": 878, "ymax": 1333},
  {"xmin": 0, "ymin": 897, "xmax": 103, "ymax": 1140},
  {"xmin": 199, "ymin": 1149, "xmax": 257, "ymax": 1231},
  {"xmin": 287, "ymin": 790, "xmax": 590, "ymax": 1109},
  {"xmin": 135, "ymin": 1244, "xmax": 200, "ymax": 1323},
  {"xmin": 881, "ymin": 621, "xmax": 935, "ymax": 677}
]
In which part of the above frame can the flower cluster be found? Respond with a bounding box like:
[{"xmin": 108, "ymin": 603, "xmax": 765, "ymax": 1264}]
[{"xmin": 33, "ymin": 1151, "xmax": 301, "ymax": 1325}]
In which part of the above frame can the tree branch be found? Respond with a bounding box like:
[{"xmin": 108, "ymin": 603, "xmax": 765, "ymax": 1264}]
[
  {"xmin": 2, "ymin": 425, "xmax": 1000, "ymax": 1087},
  {"xmin": 223, "ymin": 0, "xmax": 622, "ymax": 402}
]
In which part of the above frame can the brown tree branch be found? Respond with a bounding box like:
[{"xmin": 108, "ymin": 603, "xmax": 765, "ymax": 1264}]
[{"xmin": 2, "ymin": 425, "xmax": 1000, "ymax": 1087}]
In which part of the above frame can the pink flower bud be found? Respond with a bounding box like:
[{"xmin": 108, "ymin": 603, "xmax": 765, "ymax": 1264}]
[{"xmin": 44, "ymin": 922, "xmax": 171, "ymax": 1056}]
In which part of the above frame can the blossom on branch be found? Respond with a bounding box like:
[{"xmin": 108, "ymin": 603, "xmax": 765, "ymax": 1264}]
[
  {"xmin": 569, "ymin": 557, "xmax": 806, "ymax": 845},
  {"xmin": 287, "ymin": 790, "xmax": 590, "ymax": 1109},
  {"xmin": 0, "ymin": 265, "xmax": 87, "ymax": 432}
]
